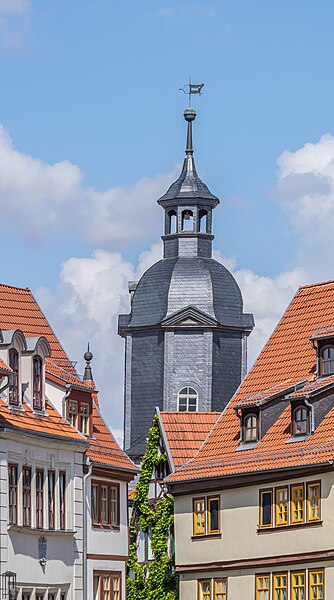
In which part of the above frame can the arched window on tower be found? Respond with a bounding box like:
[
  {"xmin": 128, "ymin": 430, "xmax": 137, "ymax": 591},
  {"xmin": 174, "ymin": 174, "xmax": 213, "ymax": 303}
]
[
  {"xmin": 199, "ymin": 209, "xmax": 208, "ymax": 233},
  {"xmin": 177, "ymin": 387, "xmax": 198, "ymax": 412},
  {"xmin": 168, "ymin": 210, "xmax": 177, "ymax": 234},
  {"xmin": 181, "ymin": 210, "xmax": 194, "ymax": 232}
]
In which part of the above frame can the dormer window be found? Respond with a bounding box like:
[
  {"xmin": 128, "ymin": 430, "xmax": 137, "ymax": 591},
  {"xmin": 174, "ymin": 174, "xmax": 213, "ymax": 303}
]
[
  {"xmin": 8, "ymin": 349, "xmax": 19, "ymax": 406},
  {"xmin": 33, "ymin": 355, "xmax": 43, "ymax": 410},
  {"xmin": 243, "ymin": 413, "xmax": 259, "ymax": 442},
  {"xmin": 177, "ymin": 387, "xmax": 198, "ymax": 412},
  {"xmin": 67, "ymin": 397, "xmax": 91, "ymax": 436},
  {"xmin": 320, "ymin": 344, "xmax": 334, "ymax": 375},
  {"xmin": 293, "ymin": 405, "xmax": 309, "ymax": 436}
]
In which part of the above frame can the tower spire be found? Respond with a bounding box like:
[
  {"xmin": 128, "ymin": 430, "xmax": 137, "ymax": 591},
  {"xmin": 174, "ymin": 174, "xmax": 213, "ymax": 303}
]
[
  {"xmin": 83, "ymin": 342, "xmax": 94, "ymax": 382},
  {"xmin": 184, "ymin": 107, "xmax": 196, "ymax": 155}
]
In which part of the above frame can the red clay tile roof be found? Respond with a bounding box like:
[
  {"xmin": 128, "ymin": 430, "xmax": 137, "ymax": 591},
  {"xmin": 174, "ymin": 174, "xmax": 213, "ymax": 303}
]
[
  {"xmin": 0, "ymin": 396, "xmax": 86, "ymax": 443},
  {"xmin": 0, "ymin": 359, "xmax": 12, "ymax": 373},
  {"xmin": 167, "ymin": 280, "xmax": 334, "ymax": 483},
  {"xmin": 0, "ymin": 284, "xmax": 134, "ymax": 473},
  {"xmin": 159, "ymin": 411, "xmax": 220, "ymax": 468},
  {"xmin": 128, "ymin": 487, "xmax": 136, "ymax": 500},
  {"xmin": 88, "ymin": 397, "xmax": 137, "ymax": 473},
  {"xmin": 310, "ymin": 325, "xmax": 334, "ymax": 340}
]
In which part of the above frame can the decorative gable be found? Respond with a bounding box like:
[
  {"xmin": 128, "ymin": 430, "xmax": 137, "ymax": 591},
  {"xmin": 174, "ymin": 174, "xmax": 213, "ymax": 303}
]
[{"xmin": 161, "ymin": 305, "xmax": 218, "ymax": 328}]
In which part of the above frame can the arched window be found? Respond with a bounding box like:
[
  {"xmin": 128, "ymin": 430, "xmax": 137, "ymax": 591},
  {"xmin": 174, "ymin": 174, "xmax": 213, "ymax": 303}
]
[
  {"xmin": 33, "ymin": 356, "xmax": 43, "ymax": 410},
  {"xmin": 293, "ymin": 406, "xmax": 309, "ymax": 436},
  {"xmin": 199, "ymin": 209, "xmax": 208, "ymax": 233},
  {"xmin": 181, "ymin": 210, "xmax": 194, "ymax": 232},
  {"xmin": 8, "ymin": 349, "xmax": 19, "ymax": 406},
  {"xmin": 321, "ymin": 345, "xmax": 334, "ymax": 375},
  {"xmin": 177, "ymin": 387, "xmax": 198, "ymax": 412},
  {"xmin": 244, "ymin": 414, "xmax": 258, "ymax": 442},
  {"xmin": 168, "ymin": 210, "xmax": 177, "ymax": 234}
]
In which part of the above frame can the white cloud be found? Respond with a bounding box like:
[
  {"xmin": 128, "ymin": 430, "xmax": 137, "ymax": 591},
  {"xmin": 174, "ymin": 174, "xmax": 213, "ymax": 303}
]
[
  {"xmin": 0, "ymin": 123, "xmax": 177, "ymax": 247},
  {"xmin": 0, "ymin": 0, "xmax": 30, "ymax": 14}
]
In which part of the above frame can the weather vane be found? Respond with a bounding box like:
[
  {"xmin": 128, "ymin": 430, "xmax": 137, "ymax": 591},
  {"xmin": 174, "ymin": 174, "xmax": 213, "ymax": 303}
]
[{"xmin": 179, "ymin": 80, "xmax": 204, "ymax": 107}]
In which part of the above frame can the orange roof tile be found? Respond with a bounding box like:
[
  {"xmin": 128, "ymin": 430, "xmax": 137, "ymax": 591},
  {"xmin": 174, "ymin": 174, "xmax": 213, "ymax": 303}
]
[
  {"xmin": 159, "ymin": 411, "xmax": 220, "ymax": 468},
  {"xmin": 0, "ymin": 396, "xmax": 86, "ymax": 443},
  {"xmin": 46, "ymin": 360, "xmax": 93, "ymax": 390},
  {"xmin": 88, "ymin": 398, "xmax": 137, "ymax": 473},
  {"xmin": 0, "ymin": 358, "xmax": 12, "ymax": 373},
  {"xmin": 167, "ymin": 280, "xmax": 334, "ymax": 483}
]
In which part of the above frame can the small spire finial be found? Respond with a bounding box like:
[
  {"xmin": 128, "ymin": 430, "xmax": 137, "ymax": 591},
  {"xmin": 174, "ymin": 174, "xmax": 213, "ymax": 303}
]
[
  {"xmin": 83, "ymin": 342, "xmax": 94, "ymax": 381},
  {"xmin": 179, "ymin": 81, "xmax": 204, "ymax": 155}
]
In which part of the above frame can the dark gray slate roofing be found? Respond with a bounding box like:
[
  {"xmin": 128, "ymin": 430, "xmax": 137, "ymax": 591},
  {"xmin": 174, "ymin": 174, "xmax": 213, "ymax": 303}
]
[
  {"xmin": 157, "ymin": 154, "xmax": 219, "ymax": 205},
  {"xmin": 128, "ymin": 257, "xmax": 254, "ymax": 330}
]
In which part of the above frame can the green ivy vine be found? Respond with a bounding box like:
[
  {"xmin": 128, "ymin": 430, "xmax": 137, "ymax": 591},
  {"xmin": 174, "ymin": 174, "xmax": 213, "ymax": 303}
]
[{"xmin": 127, "ymin": 414, "xmax": 178, "ymax": 600}]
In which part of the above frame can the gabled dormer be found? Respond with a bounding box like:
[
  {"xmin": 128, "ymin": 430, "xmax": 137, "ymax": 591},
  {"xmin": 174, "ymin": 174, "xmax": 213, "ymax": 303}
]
[{"xmin": 310, "ymin": 326, "xmax": 334, "ymax": 377}]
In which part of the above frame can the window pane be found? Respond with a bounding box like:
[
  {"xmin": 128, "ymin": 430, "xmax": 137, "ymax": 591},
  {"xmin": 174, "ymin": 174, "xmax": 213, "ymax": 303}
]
[
  {"xmin": 92, "ymin": 484, "xmax": 99, "ymax": 523},
  {"xmin": 308, "ymin": 483, "xmax": 321, "ymax": 521},
  {"xmin": 260, "ymin": 491, "xmax": 272, "ymax": 527},
  {"xmin": 208, "ymin": 498, "xmax": 219, "ymax": 532},
  {"xmin": 36, "ymin": 469, "xmax": 44, "ymax": 528},
  {"xmin": 256, "ymin": 575, "xmax": 270, "ymax": 600}
]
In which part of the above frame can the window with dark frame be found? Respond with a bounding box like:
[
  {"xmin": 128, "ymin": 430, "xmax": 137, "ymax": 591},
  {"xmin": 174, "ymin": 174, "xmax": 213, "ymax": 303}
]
[
  {"xmin": 259, "ymin": 489, "xmax": 273, "ymax": 528},
  {"xmin": 22, "ymin": 466, "xmax": 32, "ymax": 527},
  {"xmin": 33, "ymin": 355, "xmax": 43, "ymax": 410},
  {"xmin": 293, "ymin": 406, "xmax": 309, "ymax": 436},
  {"xmin": 243, "ymin": 412, "xmax": 258, "ymax": 442},
  {"xmin": 36, "ymin": 469, "xmax": 44, "ymax": 529},
  {"xmin": 91, "ymin": 481, "xmax": 120, "ymax": 528},
  {"xmin": 320, "ymin": 344, "xmax": 334, "ymax": 375},
  {"xmin": 59, "ymin": 471, "xmax": 66, "ymax": 530},
  {"xmin": 8, "ymin": 349, "xmax": 19, "ymax": 406},
  {"xmin": 8, "ymin": 463, "xmax": 18, "ymax": 525},
  {"xmin": 48, "ymin": 470, "xmax": 55, "ymax": 529}
]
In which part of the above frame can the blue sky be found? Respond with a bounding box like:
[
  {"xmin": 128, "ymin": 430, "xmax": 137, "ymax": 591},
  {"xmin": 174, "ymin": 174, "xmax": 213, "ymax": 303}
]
[{"xmin": 2, "ymin": 0, "xmax": 334, "ymax": 438}]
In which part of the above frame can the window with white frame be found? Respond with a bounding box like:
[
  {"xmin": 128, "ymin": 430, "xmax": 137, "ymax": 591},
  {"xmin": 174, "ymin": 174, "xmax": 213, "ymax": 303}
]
[{"xmin": 177, "ymin": 387, "xmax": 198, "ymax": 412}]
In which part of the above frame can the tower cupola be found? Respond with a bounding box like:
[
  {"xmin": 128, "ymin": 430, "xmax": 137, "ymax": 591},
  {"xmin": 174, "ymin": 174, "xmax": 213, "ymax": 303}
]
[{"xmin": 158, "ymin": 107, "xmax": 219, "ymax": 259}]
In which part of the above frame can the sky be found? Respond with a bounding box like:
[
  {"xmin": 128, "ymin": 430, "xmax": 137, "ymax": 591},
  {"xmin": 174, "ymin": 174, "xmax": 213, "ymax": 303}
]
[{"xmin": 2, "ymin": 0, "xmax": 334, "ymax": 443}]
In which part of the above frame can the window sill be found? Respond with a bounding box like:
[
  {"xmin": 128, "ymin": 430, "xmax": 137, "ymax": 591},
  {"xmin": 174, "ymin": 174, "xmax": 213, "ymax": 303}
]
[
  {"xmin": 92, "ymin": 523, "xmax": 120, "ymax": 531},
  {"xmin": 257, "ymin": 520, "xmax": 322, "ymax": 534},
  {"xmin": 236, "ymin": 441, "xmax": 259, "ymax": 451},
  {"xmin": 8, "ymin": 525, "xmax": 76, "ymax": 536},
  {"xmin": 191, "ymin": 532, "xmax": 222, "ymax": 541},
  {"xmin": 286, "ymin": 434, "xmax": 311, "ymax": 444}
]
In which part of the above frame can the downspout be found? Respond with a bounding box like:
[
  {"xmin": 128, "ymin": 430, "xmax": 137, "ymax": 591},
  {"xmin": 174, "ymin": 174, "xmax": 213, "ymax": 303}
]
[
  {"xmin": 304, "ymin": 395, "xmax": 315, "ymax": 433},
  {"xmin": 62, "ymin": 384, "xmax": 72, "ymax": 418},
  {"xmin": 83, "ymin": 456, "xmax": 93, "ymax": 600}
]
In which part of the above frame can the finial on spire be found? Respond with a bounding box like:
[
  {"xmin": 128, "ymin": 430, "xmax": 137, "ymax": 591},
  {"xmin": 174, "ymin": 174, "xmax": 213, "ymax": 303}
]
[
  {"xmin": 83, "ymin": 342, "xmax": 94, "ymax": 381},
  {"xmin": 180, "ymin": 81, "xmax": 204, "ymax": 155}
]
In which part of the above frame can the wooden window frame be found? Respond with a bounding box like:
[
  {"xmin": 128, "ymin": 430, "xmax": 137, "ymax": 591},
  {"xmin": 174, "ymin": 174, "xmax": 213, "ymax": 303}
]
[
  {"xmin": 320, "ymin": 343, "xmax": 334, "ymax": 376},
  {"xmin": 275, "ymin": 487, "xmax": 289, "ymax": 527},
  {"xmin": 48, "ymin": 470, "xmax": 55, "ymax": 530},
  {"xmin": 193, "ymin": 497, "xmax": 206, "ymax": 536},
  {"xmin": 197, "ymin": 579, "xmax": 211, "ymax": 600},
  {"xmin": 292, "ymin": 405, "xmax": 309, "ymax": 437},
  {"xmin": 290, "ymin": 483, "xmax": 304, "ymax": 524},
  {"xmin": 22, "ymin": 466, "xmax": 32, "ymax": 527},
  {"xmin": 307, "ymin": 481, "xmax": 321, "ymax": 522},
  {"xmin": 243, "ymin": 411, "xmax": 259, "ymax": 443},
  {"xmin": 59, "ymin": 471, "xmax": 66, "ymax": 530},
  {"xmin": 8, "ymin": 348, "xmax": 19, "ymax": 406},
  {"xmin": 8, "ymin": 463, "xmax": 18, "ymax": 525},
  {"xmin": 208, "ymin": 496, "xmax": 220, "ymax": 534},
  {"xmin": 36, "ymin": 468, "xmax": 44, "ymax": 529},
  {"xmin": 309, "ymin": 569, "xmax": 324, "ymax": 600},
  {"xmin": 259, "ymin": 489, "xmax": 273, "ymax": 529},
  {"xmin": 93, "ymin": 570, "xmax": 122, "ymax": 600},
  {"xmin": 213, "ymin": 578, "xmax": 227, "ymax": 600},
  {"xmin": 33, "ymin": 355, "xmax": 43, "ymax": 410},
  {"xmin": 177, "ymin": 387, "xmax": 198, "ymax": 412},
  {"xmin": 91, "ymin": 480, "xmax": 120, "ymax": 529},
  {"xmin": 255, "ymin": 573, "xmax": 270, "ymax": 600},
  {"xmin": 273, "ymin": 572, "xmax": 288, "ymax": 599},
  {"xmin": 291, "ymin": 571, "xmax": 306, "ymax": 600},
  {"xmin": 67, "ymin": 397, "xmax": 92, "ymax": 436}
]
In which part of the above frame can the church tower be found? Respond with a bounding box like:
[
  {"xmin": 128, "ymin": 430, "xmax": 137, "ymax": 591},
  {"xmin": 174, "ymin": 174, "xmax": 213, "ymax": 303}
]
[{"xmin": 118, "ymin": 107, "xmax": 254, "ymax": 458}]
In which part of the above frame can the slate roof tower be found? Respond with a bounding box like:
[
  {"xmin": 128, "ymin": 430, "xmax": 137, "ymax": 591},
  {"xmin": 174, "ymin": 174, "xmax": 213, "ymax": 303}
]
[{"xmin": 118, "ymin": 107, "xmax": 254, "ymax": 458}]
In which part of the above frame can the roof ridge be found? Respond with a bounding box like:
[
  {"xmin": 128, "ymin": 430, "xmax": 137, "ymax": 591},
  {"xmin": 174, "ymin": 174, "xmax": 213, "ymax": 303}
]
[
  {"xmin": 300, "ymin": 279, "xmax": 334, "ymax": 290},
  {"xmin": 0, "ymin": 283, "xmax": 30, "ymax": 292}
]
